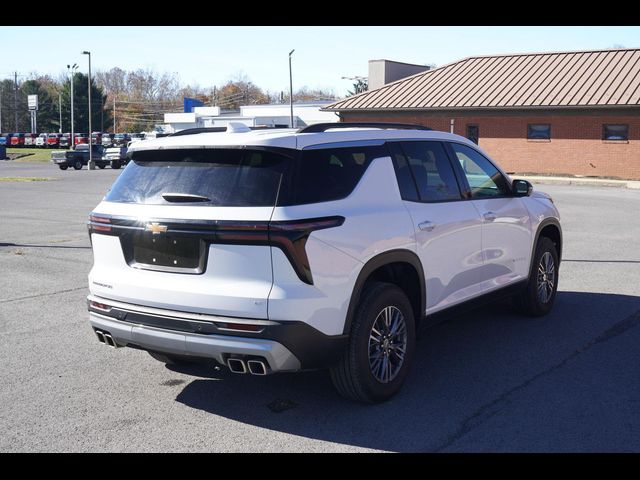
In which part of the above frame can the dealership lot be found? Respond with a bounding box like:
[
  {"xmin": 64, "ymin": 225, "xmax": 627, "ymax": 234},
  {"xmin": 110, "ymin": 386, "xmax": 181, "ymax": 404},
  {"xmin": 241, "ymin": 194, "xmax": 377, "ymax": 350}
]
[{"xmin": 1, "ymin": 161, "xmax": 639, "ymax": 452}]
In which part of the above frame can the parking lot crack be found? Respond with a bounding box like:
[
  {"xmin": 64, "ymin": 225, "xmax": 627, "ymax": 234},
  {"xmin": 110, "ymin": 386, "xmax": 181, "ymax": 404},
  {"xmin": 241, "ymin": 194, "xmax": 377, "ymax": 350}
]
[
  {"xmin": 431, "ymin": 307, "xmax": 640, "ymax": 452},
  {"xmin": 0, "ymin": 286, "xmax": 88, "ymax": 304}
]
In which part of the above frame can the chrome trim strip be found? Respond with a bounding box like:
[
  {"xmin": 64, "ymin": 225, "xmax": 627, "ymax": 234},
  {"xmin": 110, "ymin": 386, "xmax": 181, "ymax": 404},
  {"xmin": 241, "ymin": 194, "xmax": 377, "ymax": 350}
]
[{"xmin": 87, "ymin": 294, "xmax": 279, "ymax": 326}]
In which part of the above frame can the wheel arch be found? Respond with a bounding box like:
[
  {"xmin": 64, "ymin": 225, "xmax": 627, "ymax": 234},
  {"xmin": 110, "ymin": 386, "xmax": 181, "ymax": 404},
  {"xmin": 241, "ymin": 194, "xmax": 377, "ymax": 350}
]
[
  {"xmin": 529, "ymin": 218, "xmax": 562, "ymax": 278},
  {"xmin": 343, "ymin": 249, "xmax": 425, "ymax": 335}
]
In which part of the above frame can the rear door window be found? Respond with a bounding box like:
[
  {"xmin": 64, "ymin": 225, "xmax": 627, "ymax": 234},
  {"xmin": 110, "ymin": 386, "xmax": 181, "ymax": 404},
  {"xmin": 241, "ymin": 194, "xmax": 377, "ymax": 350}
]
[{"xmin": 399, "ymin": 141, "xmax": 462, "ymax": 202}]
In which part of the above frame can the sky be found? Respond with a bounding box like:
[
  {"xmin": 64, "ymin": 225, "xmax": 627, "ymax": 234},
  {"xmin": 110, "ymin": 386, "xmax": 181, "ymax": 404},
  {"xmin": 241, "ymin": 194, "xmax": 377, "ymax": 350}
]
[{"xmin": 1, "ymin": 26, "xmax": 639, "ymax": 96}]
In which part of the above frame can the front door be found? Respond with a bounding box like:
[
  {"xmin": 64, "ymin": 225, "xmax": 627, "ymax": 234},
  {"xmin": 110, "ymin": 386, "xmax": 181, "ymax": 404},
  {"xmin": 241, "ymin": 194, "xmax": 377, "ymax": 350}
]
[
  {"xmin": 447, "ymin": 142, "xmax": 532, "ymax": 292},
  {"xmin": 390, "ymin": 141, "xmax": 484, "ymax": 314}
]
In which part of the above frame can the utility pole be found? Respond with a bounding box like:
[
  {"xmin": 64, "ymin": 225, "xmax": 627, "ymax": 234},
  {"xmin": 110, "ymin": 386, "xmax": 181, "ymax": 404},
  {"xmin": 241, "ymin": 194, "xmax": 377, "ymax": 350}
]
[
  {"xmin": 14, "ymin": 72, "xmax": 18, "ymax": 131},
  {"xmin": 288, "ymin": 49, "xmax": 295, "ymax": 128},
  {"xmin": 101, "ymin": 96, "xmax": 104, "ymax": 132},
  {"xmin": 58, "ymin": 92, "xmax": 62, "ymax": 133},
  {"xmin": 0, "ymin": 84, "xmax": 3, "ymax": 132},
  {"xmin": 113, "ymin": 96, "xmax": 116, "ymax": 133},
  {"xmin": 82, "ymin": 51, "xmax": 94, "ymax": 170}
]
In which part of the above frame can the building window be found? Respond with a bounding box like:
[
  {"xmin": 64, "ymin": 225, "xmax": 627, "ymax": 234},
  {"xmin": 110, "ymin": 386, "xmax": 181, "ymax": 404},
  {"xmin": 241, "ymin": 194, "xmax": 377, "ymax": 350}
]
[
  {"xmin": 466, "ymin": 125, "xmax": 479, "ymax": 144},
  {"xmin": 527, "ymin": 124, "xmax": 551, "ymax": 140},
  {"xmin": 603, "ymin": 124, "xmax": 629, "ymax": 141}
]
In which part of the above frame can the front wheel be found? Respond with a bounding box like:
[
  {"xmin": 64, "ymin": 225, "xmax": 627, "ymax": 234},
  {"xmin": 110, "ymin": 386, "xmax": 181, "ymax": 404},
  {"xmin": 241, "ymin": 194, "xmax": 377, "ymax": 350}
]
[
  {"xmin": 97, "ymin": 164, "xmax": 105, "ymax": 169},
  {"xmin": 514, "ymin": 237, "xmax": 559, "ymax": 316},
  {"xmin": 110, "ymin": 160, "xmax": 121, "ymax": 169},
  {"xmin": 58, "ymin": 165, "xmax": 68, "ymax": 170},
  {"xmin": 330, "ymin": 282, "xmax": 416, "ymax": 403},
  {"xmin": 73, "ymin": 159, "xmax": 82, "ymax": 170}
]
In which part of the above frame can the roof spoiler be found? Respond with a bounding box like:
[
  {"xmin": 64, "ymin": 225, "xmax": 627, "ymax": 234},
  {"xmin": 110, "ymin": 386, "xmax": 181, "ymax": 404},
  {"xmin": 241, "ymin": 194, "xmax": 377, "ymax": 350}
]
[{"xmin": 298, "ymin": 122, "xmax": 432, "ymax": 133}]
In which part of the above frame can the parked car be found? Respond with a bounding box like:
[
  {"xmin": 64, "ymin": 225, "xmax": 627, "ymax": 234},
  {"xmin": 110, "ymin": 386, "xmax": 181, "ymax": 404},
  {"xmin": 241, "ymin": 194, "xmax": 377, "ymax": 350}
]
[
  {"xmin": 23, "ymin": 133, "xmax": 38, "ymax": 147},
  {"xmin": 113, "ymin": 133, "xmax": 130, "ymax": 146},
  {"xmin": 46, "ymin": 133, "xmax": 62, "ymax": 148},
  {"xmin": 74, "ymin": 133, "xmax": 88, "ymax": 146},
  {"xmin": 101, "ymin": 133, "xmax": 115, "ymax": 147},
  {"xmin": 51, "ymin": 143, "xmax": 108, "ymax": 170},
  {"xmin": 102, "ymin": 144, "xmax": 127, "ymax": 169},
  {"xmin": 0, "ymin": 133, "xmax": 10, "ymax": 146},
  {"xmin": 35, "ymin": 133, "xmax": 48, "ymax": 148},
  {"xmin": 59, "ymin": 133, "xmax": 71, "ymax": 149},
  {"xmin": 91, "ymin": 132, "xmax": 103, "ymax": 146},
  {"xmin": 10, "ymin": 133, "xmax": 25, "ymax": 147},
  {"xmin": 86, "ymin": 122, "xmax": 563, "ymax": 403}
]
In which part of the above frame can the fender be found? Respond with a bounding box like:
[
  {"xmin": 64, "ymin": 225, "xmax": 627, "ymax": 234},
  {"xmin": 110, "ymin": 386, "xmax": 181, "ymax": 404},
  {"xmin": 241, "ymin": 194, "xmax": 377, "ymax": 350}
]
[
  {"xmin": 528, "ymin": 217, "xmax": 563, "ymax": 278},
  {"xmin": 343, "ymin": 249, "xmax": 426, "ymax": 335}
]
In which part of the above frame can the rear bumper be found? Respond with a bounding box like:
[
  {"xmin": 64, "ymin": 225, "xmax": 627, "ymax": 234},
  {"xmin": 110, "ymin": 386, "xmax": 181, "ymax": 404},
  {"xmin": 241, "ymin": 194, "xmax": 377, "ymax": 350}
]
[
  {"xmin": 90, "ymin": 312, "xmax": 302, "ymax": 372},
  {"xmin": 87, "ymin": 295, "xmax": 348, "ymax": 371}
]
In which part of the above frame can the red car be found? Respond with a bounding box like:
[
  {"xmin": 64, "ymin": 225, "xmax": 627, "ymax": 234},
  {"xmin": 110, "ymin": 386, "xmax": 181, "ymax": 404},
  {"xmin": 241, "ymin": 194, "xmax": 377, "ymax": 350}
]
[
  {"xmin": 47, "ymin": 133, "xmax": 62, "ymax": 148},
  {"xmin": 74, "ymin": 133, "xmax": 88, "ymax": 146},
  {"xmin": 10, "ymin": 133, "xmax": 25, "ymax": 147}
]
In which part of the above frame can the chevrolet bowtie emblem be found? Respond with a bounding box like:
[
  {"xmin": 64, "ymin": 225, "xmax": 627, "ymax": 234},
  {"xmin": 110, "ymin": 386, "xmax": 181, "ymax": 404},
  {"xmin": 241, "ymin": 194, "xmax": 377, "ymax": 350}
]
[{"xmin": 145, "ymin": 222, "xmax": 168, "ymax": 234}]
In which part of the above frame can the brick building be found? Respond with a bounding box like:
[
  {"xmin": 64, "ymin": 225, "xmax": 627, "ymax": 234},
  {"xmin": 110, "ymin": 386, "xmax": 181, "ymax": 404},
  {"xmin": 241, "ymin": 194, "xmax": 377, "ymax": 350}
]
[{"xmin": 325, "ymin": 49, "xmax": 640, "ymax": 180}]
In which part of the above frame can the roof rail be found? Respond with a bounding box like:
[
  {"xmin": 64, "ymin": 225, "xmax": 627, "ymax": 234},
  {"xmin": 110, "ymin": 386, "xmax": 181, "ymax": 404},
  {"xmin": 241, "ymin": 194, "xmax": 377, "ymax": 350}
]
[
  {"xmin": 169, "ymin": 127, "xmax": 227, "ymax": 137},
  {"xmin": 298, "ymin": 122, "xmax": 432, "ymax": 133}
]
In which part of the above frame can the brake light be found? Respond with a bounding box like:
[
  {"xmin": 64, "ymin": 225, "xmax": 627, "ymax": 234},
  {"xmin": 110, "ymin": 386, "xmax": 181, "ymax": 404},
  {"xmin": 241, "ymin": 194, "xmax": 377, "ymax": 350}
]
[{"xmin": 88, "ymin": 214, "xmax": 112, "ymax": 233}]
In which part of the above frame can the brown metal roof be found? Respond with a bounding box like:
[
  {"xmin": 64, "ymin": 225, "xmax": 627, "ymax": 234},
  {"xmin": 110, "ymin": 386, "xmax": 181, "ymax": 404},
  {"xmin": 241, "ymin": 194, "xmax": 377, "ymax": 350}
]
[{"xmin": 325, "ymin": 48, "xmax": 640, "ymax": 111}]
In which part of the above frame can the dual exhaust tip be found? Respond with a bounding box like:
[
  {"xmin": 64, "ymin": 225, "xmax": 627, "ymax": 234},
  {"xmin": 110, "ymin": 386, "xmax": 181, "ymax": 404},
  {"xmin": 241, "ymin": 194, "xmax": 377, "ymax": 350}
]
[
  {"xmin": 95, "ymin": 329, "xmax": 117, "ymax": 348},
  {"xmin": 227, "ymin": 358, "xmax": 268, "ymax": 375}
]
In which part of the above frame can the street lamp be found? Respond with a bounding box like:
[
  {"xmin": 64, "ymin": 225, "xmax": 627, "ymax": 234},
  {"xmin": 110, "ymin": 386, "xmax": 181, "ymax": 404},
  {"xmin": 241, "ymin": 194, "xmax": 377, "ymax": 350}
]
[
  {"xmin": 67, "ymin": 63, "xmax": 78, "ymax": 150},
  {"xmin": 82, "ymin": 51, "xmax": 94, "ymax": 170},
  {"xmin": 289, "ymin": 49, "xmax": 295, "ymax": 129}
]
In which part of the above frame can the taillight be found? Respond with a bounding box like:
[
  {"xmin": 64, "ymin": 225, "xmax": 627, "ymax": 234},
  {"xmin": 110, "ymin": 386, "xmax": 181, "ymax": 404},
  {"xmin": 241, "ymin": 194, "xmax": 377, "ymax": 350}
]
[
  {"xmin": 88, "ymin": 213, "xmax": 112, "ymax": 233},
  {"xmin": 269, "ymin": 216, "xmax": 345, "ymax": 284}
]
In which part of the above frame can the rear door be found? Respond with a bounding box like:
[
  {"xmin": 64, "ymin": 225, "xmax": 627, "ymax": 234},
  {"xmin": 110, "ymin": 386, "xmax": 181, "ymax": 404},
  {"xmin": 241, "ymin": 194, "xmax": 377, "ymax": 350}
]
[
  {"xmin": 446, "ymin": 142, "xmax": 532, "ymax": 291},
  {"xmin": 390, "ymin": 141, "xmax": 484, "ymax": 313},
  {"xmin": 88, "ymin": 147, "xmax": 293, "ymax": 319}
]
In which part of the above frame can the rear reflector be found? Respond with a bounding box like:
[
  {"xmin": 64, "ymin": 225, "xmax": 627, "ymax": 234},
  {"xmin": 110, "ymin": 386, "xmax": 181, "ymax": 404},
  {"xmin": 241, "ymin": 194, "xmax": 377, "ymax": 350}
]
[
  {"xmin": 88, "ymin": 214, "xmax": 112, "ymax": 233},
  {"xmin": 89, "ymin": 300, "xmax": 112, "ymax": 312},
  {"xmin": 218, "ymin": 322, "xmax": 263, "ymax": 332}
]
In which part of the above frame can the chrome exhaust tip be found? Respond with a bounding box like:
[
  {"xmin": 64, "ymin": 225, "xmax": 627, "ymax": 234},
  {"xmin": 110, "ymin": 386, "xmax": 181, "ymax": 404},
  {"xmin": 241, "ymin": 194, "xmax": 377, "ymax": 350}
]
[
  {"xmin": 103, "ymin": 333, "xmax": 117, "ymax": 348},
  {"xmin": 247, "ymin": 360, "xmax": 268, "ymax": 376},
  {"xmin": 227, "ymin": 358, "xmax": 247, "ymax": 374},
  {"xmin": 95, "ymin": 330, "xmax": 105, "ymax": 344}
]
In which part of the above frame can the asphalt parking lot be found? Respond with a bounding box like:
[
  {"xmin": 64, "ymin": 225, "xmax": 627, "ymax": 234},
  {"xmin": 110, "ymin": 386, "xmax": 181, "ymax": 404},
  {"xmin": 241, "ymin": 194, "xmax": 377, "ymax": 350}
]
[{"xmin": 1, "ymin": 161, "xmax": 640, "ymax": 452}]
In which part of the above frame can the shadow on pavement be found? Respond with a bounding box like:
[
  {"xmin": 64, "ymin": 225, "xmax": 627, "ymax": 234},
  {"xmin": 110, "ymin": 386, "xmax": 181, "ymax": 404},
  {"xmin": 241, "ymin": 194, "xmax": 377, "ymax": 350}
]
[{"xmin": 173, "ymin": 290, "xmax": 640, "ymax": 452}]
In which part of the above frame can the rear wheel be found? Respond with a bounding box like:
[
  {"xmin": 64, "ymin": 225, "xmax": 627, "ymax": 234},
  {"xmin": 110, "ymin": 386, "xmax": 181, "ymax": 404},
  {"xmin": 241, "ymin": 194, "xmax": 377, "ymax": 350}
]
[
  {"xmin": 514, "ymin": 237, "xmax": 559, "ymax": 316},
  {"xmin": 97, "ymin": 164, "xmax": 105, "ymax": 169},
  {"xmin": 110, "ymin": 160, "xmax": 121, "ymax": 169},
  {"xmin": 73, "ymin": 159, "xmax": 82, "ymax": 170},
  {"xmin": 330, "ymin": 282, "xmax": 416, "ymax": 403}
]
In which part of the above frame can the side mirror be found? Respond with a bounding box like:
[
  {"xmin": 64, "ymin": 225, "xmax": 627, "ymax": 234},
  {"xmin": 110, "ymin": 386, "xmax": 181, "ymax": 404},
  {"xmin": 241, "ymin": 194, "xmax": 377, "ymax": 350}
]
[{"xmin": 513, "ymin": 179, "xmax": 533, "ymax": 197}]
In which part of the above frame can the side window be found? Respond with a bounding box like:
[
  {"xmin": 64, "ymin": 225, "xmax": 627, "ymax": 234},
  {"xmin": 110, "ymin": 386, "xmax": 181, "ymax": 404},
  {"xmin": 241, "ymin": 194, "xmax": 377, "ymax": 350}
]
[
  {"xmin": 387, "ymin": 142, "xmax": 419, "ymax": 202},
  {"xmin": 450, "ymin": 143, "xmax": 510, "ymax": 199},
  {"xmin": 400, "ymin": 141, "xmax": 461, "ymax": 202},
  {"xmin": 293, "ymin": 145, "xmax": 387, "ymax": 205}
]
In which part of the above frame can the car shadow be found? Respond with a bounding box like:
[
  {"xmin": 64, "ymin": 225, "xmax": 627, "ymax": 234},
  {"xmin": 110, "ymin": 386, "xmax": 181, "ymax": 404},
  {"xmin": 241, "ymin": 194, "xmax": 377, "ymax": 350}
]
[{"xmin": 172, "ymin": 290, "xmax": 640, "ymax": 452}]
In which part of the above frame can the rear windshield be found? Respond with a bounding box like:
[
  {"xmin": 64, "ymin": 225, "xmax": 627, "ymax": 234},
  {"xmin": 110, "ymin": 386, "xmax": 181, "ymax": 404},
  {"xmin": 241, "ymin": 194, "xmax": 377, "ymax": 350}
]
[
  {"xmin": 105, "ymin": 148, "xmax": 292, "ymax": 207},
  {"xmin": 105, "ymin": 144, "xmax": 387, "ymax": 207}
]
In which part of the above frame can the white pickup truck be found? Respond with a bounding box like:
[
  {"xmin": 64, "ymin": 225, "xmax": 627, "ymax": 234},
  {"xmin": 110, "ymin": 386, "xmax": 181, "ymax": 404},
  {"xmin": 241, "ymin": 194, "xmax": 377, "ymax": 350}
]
[{"xmin": 102, "ymin": 144, "xmax": 128, "ymax": 169}]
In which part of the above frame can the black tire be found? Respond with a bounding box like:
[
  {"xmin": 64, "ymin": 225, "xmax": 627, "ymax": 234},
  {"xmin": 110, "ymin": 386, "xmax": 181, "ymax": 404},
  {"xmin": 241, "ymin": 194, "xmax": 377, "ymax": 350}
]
[
  {"xmin": 58, "ymin": 165, "xmax": 68, "ymax": 170},
  {"xmin": 148, "ymin": 351, "xmax": 197, "ymax": 366},
  {"xmin": 514, "ymin": 237, "xmax": 559, "ymax": 316},
  {"xmin": 330, "ymin": 282, "xmax": 416, "ymax": 403},
  {"xmin": 110, "ymin": 160, "xmax": 121, "ymax": 169},
  {"xmin": 97, "ymin": 164, "xmax": 106, "ymax": 169},
  {"xmin": 73, "ymin": 159, "xmax": 82, "ymax": 170}
]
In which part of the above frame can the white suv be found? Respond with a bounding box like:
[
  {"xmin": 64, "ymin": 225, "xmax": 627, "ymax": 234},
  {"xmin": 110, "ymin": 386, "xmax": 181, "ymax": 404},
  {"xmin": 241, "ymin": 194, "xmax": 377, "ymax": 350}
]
[{"xmin": 87, "ymin": 122, "xmax": 562, "ymax": 403}]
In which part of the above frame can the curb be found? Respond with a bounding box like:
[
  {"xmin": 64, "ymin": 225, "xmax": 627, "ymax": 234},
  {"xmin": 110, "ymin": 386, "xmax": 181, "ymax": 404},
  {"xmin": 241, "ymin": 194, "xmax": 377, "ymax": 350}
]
[{"xmin": 514, "ymin": 175, "xmax": 640, "ymax": 190}]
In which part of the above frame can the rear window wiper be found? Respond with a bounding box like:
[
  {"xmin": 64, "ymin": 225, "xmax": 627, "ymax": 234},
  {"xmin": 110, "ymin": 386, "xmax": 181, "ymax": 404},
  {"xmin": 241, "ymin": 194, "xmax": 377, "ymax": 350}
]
[{"xmin": 162, "ymin": 193, "xmax": 211, "ymax": 203}]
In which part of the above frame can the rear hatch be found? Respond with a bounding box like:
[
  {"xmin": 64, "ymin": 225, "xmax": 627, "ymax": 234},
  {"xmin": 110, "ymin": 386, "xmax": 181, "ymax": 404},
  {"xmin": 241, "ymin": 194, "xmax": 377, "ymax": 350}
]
[{"xmin": 88, "ymin": 146, "xmax": 293, "ymax": 319}]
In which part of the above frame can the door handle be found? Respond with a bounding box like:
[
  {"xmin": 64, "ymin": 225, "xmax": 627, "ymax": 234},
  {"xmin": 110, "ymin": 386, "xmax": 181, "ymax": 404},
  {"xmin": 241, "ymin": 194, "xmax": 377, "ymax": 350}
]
[
  {"xmin": 483, "ymin": 212, "xmax": 497, "ymax": 222},
  {"xmin": 418, "ymin": 221, "xmax": 436, "ymax": 232}
]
